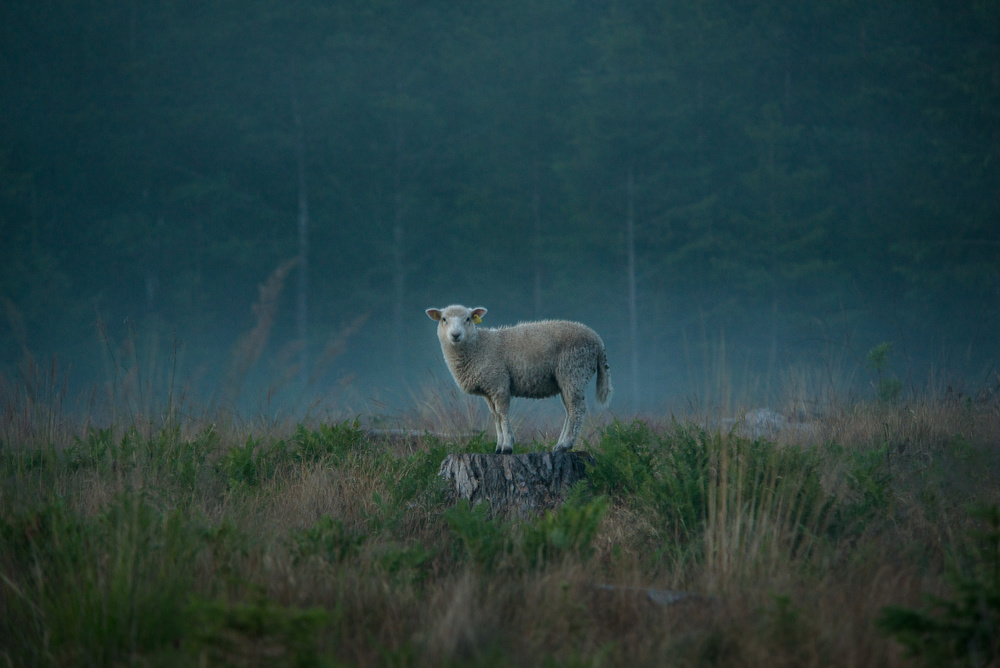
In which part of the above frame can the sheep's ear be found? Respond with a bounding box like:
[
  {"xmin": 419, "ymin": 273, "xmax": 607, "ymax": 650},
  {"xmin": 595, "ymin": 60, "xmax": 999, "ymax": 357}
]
[
  {"xmin": 426, "ymin": 308, "xmax": 443, "ymax": 321},
  {"xmin": 471, "ymin": 307, "xmax": 487, "ymax": 324}
]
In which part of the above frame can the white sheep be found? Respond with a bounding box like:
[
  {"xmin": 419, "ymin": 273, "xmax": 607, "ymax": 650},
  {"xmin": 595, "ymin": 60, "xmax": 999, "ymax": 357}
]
[{"xmin": 426, "ymin": 304, "xmax": 612, "ymax": 454}]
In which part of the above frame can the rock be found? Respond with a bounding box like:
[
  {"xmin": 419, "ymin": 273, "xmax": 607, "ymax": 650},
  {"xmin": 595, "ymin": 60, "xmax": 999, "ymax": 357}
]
[
  {"xmin": 594, "ymin": 584, "xmax": 714, "ymax": 608},
  {"xmin": 718, "ymin": 408, "xmax": 819, "ymax": 440}
]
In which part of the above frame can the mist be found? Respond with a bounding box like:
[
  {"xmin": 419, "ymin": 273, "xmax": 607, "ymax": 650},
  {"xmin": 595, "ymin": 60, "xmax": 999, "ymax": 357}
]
[{"xmin": 2, "ymin": 1, "xmax": 997, "ymax": 422}]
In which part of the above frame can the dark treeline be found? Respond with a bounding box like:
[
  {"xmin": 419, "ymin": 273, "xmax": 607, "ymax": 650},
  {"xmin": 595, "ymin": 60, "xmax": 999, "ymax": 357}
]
[{"xmin": 1, "ymin": 0, "xmax": 997, "ymax": 413}]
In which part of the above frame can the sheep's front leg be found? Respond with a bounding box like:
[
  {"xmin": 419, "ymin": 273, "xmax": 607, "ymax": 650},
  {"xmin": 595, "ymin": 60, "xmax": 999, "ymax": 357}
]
[{"xmin": 488, "ymin": 392, "xmax": 514, "ymax": 454}]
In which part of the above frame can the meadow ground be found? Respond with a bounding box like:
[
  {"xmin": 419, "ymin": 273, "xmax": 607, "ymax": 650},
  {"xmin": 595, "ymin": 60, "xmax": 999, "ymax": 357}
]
[{"xmin": 2, "ymin": 366, "xmax": 999, "ymax": 666}]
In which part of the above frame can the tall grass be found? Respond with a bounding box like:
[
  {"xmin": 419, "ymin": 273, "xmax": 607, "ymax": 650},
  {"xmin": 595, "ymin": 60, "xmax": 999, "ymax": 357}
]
[
  {"xmin": 700, "ymin": 432, "xmax": 830, "ymax": 591},
  {"xmin": 0, "ymin": 354, "xmax": 73, "ymax": 449},
  {"xmin": 2, "ymin": 347, "xmax": 1000, "ymax": 665}
]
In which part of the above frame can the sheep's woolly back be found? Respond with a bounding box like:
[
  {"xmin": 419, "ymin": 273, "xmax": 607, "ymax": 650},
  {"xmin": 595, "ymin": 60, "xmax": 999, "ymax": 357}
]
[
  {"xmin": 485, "ymin": 321, "xmax": 605, "ymax": 399},
  {"xmin": 430, "ymin": 305, "xmax": 611, "ymax": 404}
]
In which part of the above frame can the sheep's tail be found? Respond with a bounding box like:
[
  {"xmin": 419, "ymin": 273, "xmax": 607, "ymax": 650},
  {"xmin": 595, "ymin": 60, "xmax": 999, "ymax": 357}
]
[{"xmin": 596, "ymin": 347, "xmax": 613, "ymax": 407}]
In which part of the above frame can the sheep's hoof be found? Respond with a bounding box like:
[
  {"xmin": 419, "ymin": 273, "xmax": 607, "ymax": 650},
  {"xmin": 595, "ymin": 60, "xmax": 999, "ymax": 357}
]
[
  {"xmin": 495, "ymin": 444, "xmax": 513, "ymax": 455},
  {"xmin": 552, "ymin": 442, "xmax": 573, "ymax": 453}
]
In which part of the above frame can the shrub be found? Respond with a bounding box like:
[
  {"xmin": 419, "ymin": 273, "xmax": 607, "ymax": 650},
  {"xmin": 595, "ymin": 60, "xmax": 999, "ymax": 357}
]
[
  {"xmin": 831, "ymin": 440, "xmax": 895, "ymax": 537},
  {"xmin": 656, "ymin": 423, "xmax": 714, "ymax": 543},
  {"xmin": 445, "ymin": 500, "xmax": 514, "ymax": 571},
  {"xmin": 878, "ymin": 504, "xmax": 1000, "ymax": 666},
  {"xmin": 0, "ymin": 493, "xmax": 201, "ymax": 665},
  {"xmin": 867, "ymin": 342, "xmax": 902, "ymax": 403},
  {"xmin": 522, "ymin": 485, "xmax": 607, "ymax": 567},
  {"xmin": 292, "ymin": 418, "xmax": 364, "ymax": 464},
  {"xmin": 217, "ymin": 436, "xmax": 288, "ymax": 491},
  {"xmin": 587, "ymin": 419, "xmax": 662, "ymax": 499},
  {"xmin": 588, "ymin": 419, "xmax": 710, "ymax": 547},
  {"xmin": 376, "ymin": 542, "xmax": 433, "ymax": 586},
  {"xmin": 289, "ymin": 514, "xmax": 366, "ymax": 565},
  {"xmin": 381, "ymin": 435, "xmax": 471, "ymax": 513},
  {"xmin": 66, "ymin": 425, "xmax": 217, "ymax": 493},
  {"xmin": 186, "ymin": 595, "xmax": 329, "ymax": 667},
  {"xmin": 67, "ymin": 426, "xmax": 117, "ymax": 470}
]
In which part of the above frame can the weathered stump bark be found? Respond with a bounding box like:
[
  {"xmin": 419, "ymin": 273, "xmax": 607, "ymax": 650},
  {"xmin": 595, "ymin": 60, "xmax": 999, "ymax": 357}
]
[{"xmin": 438, "ymin": 452, "xmax": 593, "ymax": 517}]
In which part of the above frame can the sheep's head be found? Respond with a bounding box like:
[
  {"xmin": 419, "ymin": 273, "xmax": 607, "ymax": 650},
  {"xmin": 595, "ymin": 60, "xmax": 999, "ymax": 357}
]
[{"xmin": 426, "ymin": 305, "xmax": 487, "ymax": 346}]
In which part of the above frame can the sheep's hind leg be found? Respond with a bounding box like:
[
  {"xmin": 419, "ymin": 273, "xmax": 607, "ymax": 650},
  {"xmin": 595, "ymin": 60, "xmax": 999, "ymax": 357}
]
[
  {"xmin": 556, "ymin": 417, "xmax": 570, "ymax": 448},
  {"xmin": 490, "ymin": 394, "xmax": 515, "ymax": 454},
  {"xmin": 483, "ymin": 397, "xmax": 505, "ymax": 454},
  {"xmin": 553, "ymin": 390, "xmax": 586, "ymax": 452},
  {"xmin": 484, "ymin": 397, "xmax": 508, "ymax": 454},
  {"xmin": 555, "ymin": 393, "xmax": 572, "ymax": 449}
]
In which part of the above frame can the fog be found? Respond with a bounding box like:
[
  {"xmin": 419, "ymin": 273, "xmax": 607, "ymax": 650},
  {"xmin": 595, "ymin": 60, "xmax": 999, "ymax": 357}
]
[{"xmin": 1, "ymin": 1, "xmax": 997, "ymax": 422}]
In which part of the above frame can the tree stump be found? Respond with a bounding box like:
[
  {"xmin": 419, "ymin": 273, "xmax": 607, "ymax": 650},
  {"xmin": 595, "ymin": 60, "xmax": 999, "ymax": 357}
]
[{"xmin": 438, "ymin": 451, "xmax": 594, "ymax": 518}]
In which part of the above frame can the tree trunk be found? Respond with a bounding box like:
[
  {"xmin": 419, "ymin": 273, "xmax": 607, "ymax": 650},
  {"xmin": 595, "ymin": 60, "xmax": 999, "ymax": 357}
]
[
  {"xmin": 532, "ymin": 177, "xmax": 543, "ymax": 319},
  {"xmin": 531, "ymin": 11, "xmax": 544, "ymax": 320},
  {"xmin": 438, "ymin": 452, "xmax": 593, "ymax": 518},
  {"xmin": 392, "ymin": 119, "xmax": 405, "ymax": 366},
  {"xmin": 626, "ymin": 167, "xmax": 639, "ymax": 412},
  {"xmin": 292, "ymin": 85, "xmax": 310, "ymax": 391},
  {"xmin": 390, "ymin": 91, "xmax": 407, "ymax": 366}
]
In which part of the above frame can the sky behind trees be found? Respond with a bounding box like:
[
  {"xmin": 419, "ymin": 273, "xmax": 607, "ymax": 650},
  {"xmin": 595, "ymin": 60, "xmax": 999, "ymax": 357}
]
[{"xmin": 1, "ymin": 0, "xmax": 997, "ymax": 415}]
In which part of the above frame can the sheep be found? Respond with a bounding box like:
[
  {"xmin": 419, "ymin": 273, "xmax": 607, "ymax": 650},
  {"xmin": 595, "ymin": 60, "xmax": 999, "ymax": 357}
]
[{"xmin": 426, "ymin": 304, "xmax": 612, "ymax": 454}]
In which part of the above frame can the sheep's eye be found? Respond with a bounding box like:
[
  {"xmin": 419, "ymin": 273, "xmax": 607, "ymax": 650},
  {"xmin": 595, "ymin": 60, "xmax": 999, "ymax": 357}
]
[
  {"xmin": 465, "ymin": 317, "xmax": 471, "ymax": 323},
  {"xmin": 441, "ymin": 317, "xmax": 447, "ymax": 323}
]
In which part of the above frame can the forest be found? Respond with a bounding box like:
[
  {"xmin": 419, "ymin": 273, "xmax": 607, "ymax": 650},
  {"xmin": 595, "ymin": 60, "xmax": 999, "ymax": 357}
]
[
  {"xmin": 3, "ymin": 3, "xmax": 1000, "ymax": 666},
  {"xmin": 1, "ymin": 0, "xmax": 998, "ymax": 412}
]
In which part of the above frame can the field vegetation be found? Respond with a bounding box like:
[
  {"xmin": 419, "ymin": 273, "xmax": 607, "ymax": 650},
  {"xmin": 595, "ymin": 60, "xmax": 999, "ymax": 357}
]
[{"xmin": 2, "ymin": 358, "xmax": 999, "ymax": 667}]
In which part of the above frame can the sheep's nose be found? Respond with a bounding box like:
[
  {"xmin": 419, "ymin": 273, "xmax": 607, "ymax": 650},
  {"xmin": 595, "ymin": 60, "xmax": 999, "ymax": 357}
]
[{"xmin": 450, "ymin": 332, "xmax": 461, "ymax": 342}]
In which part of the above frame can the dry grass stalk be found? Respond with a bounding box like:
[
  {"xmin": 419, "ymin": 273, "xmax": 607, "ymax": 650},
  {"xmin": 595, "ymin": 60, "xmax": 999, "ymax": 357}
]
[{"xmin": 225, "ymin": 258, "xmax": 298, "ymax": 402}]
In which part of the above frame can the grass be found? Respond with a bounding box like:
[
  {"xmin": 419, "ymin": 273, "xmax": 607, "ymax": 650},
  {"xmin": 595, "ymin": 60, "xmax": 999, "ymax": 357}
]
[{"xmin": 2, "ymin": 364, "xmax": 1000, "ymax": 667}]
